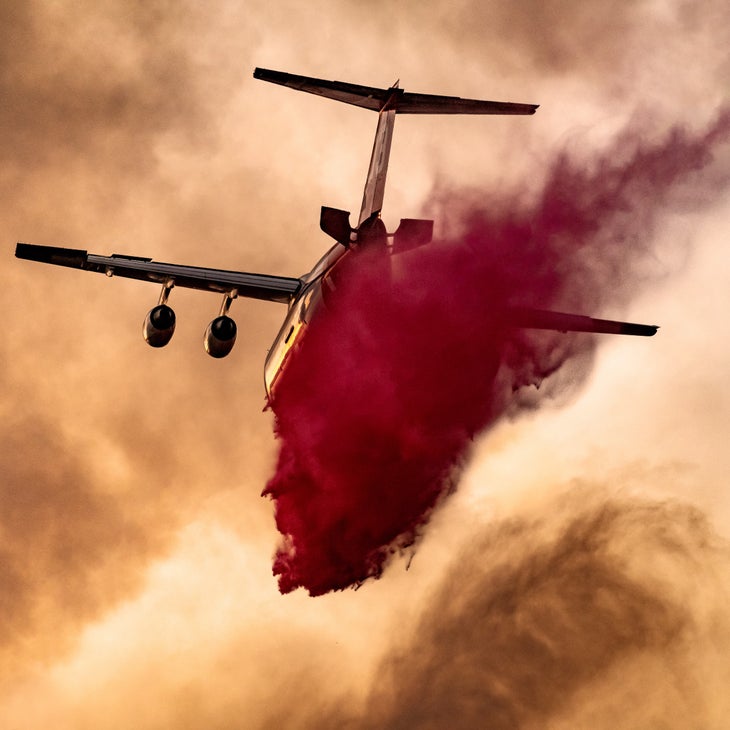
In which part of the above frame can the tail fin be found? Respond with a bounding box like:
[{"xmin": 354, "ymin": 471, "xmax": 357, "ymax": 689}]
[{"xmin": 254, "ymin": 68, "xmax": 538, "ymax": 229}]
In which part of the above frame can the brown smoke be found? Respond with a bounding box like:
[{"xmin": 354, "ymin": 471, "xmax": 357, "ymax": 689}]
[
  {"xmin": 0, "ymin": 0, "xmax": 272, "ymax": 685},
  {"xmin": 0, "ymin": 0, "xmax": 728, "ymax": 727},
  {"xmin": 316, "ymin": 491, "xmax": 730, "ymax": 730},
  {"xmin": 0, "ymin": 407, "xmax": 163, "ymax": 683}
]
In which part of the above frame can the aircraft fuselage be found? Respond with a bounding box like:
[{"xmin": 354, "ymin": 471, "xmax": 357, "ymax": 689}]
[{"xmin": 263, "ymin": 242, "xmax": 346, "ymax": 400}]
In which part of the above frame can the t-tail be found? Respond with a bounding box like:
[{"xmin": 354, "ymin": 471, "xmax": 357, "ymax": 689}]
[
  {"xmin": 253, "ymin": 69, "xmax": 657, "ymax": 338},
  {"xmin": 253, "ymin": 68, "xmax": 538, "ymax": 252}
]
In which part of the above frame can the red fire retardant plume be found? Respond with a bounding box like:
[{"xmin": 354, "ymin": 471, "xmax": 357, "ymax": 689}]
[{"xmin": 264, "ymin": 112, "xmax": 730, "ymax": 596}]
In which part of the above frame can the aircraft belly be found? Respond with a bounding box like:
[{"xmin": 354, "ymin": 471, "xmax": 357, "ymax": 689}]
[{"xmin": 264, "ymin": 280, "xmax": 323, "ymax": 399}]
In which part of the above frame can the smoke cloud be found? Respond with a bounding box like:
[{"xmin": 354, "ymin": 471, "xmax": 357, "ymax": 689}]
[
  {"xmin": 0, "ymin": 407, "xmax": 166, "ymax": 686},
  {"xmin": 0, "ymin": 0, "xmax": 270, "ymax": 686},
  {"xmin": 317, "ymin": 490, "xmax": 730, "ymax": 730},
  {"xmin": 265, "ymin": 110, "xmax": 730, "ymax": 595},
  {"xmin": 1, "ymin": 1, "xmax": 729, "ymax": 727}
]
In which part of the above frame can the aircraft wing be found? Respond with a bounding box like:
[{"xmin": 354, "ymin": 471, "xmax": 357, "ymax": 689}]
[
  {"xmin": 15, "ymin": 243, "xmax": 302, "ymax": 304},
  {"xmin": 506, "ymin": 307, "xmax": 658, "ymax": 336}
]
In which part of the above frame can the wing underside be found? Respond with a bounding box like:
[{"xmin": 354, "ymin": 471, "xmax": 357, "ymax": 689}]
[
  {"xmin": 15, "ymin": 243, "xmax": 302, "ymax": 304},
  {"xmin": 507, "ymin": 307, "xmax": 658, "ymax": 336}
]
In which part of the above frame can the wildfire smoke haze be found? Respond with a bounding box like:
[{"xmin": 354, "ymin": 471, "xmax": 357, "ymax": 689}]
[
  {"xmin": 1, "ymin": 0, "xmax": 730, "ymax": 727},
  {"xmin": 321, "ymin": 491, "xmax": 730, "ymax": 730}
]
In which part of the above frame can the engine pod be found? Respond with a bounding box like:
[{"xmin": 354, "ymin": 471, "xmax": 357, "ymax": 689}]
[
  {"xmin": 143, "ymin": 304, "xmax": 176, "ymax": 347},
  {"xmin": 204, "ymin": 315, "xmax": 237, "ymax": 358}
]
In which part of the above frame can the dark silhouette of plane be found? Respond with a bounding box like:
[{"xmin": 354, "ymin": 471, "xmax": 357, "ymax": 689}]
[{"xmin": 16, "ymin": 68, "xmax": 657, "ymax": 402}]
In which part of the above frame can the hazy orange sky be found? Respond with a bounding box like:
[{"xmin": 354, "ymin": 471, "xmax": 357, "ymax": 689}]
[{"xmin": 2, "ymin": 1, "xmax": 730, "ymax": 728}]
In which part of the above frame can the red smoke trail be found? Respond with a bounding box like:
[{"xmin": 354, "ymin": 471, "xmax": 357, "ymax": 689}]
[{"xmin": 264, "ymin": 111, "xmax": 730, "ymax": 596}]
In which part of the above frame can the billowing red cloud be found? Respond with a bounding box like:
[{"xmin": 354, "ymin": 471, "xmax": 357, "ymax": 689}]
[{"xmin": 264, "ymin": 110, "xmax": 730, "ymax": 595}]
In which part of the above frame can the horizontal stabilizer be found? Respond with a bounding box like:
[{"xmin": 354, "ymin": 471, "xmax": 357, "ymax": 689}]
[
  {"xmin": 393, "ymin": 92, "xmax": 538, "ymax": 115},
  {"xmin": 507, "ymin": 307, "xmax": 658, "ymax": 337},
  {"xmin": 254, "ymin": 68, "xmax": 537, "ymax": 115},
  {"xmin": 254, "ymin": 68, "xmax": 386, "ymax": 111}
]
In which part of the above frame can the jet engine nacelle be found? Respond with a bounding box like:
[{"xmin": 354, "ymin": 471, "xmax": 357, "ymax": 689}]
[
  {"xmin": 204, "ymin": 315, "xmax": 237, "ymax": 358},
  {"xmin": 143, "ymin": 304, "xmax": 176, "ymax": 347}
]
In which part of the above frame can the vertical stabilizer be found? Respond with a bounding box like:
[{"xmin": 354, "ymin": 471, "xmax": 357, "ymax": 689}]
[{"xmin": 358, "ymin": 85, "xmax": 398, "ymax": 226}]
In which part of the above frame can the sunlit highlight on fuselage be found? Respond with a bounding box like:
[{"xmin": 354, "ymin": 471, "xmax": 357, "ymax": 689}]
[{"xmin": 263, "ymin": 243, "xmax": 349, "ymax": 401}]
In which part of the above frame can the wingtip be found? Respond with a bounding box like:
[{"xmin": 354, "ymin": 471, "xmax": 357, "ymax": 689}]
[
  {"xmin": 15, "ymin": 242, "xmax": 88, "ymax": 267},
  {"xmin": 15, "ymin": 242, "xmax": 39, "ymax": 260},
  {"xmin": 621, "ymin": 322, "xmax": 660, "ymax": 337},
  {"xmin": 253, "ymin": 67, "xmax": 284, "ymax": 83}
]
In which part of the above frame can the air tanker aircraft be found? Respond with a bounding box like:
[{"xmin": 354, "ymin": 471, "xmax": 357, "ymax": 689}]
[{"xmin": 16, "ymin": 68, "xmax": 657, "ymax": 402}]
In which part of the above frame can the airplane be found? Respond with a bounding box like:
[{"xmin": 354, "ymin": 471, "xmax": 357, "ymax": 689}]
[{"xmin": 15, "ymin": 68, "xmax": 658, "ymax": 404}]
